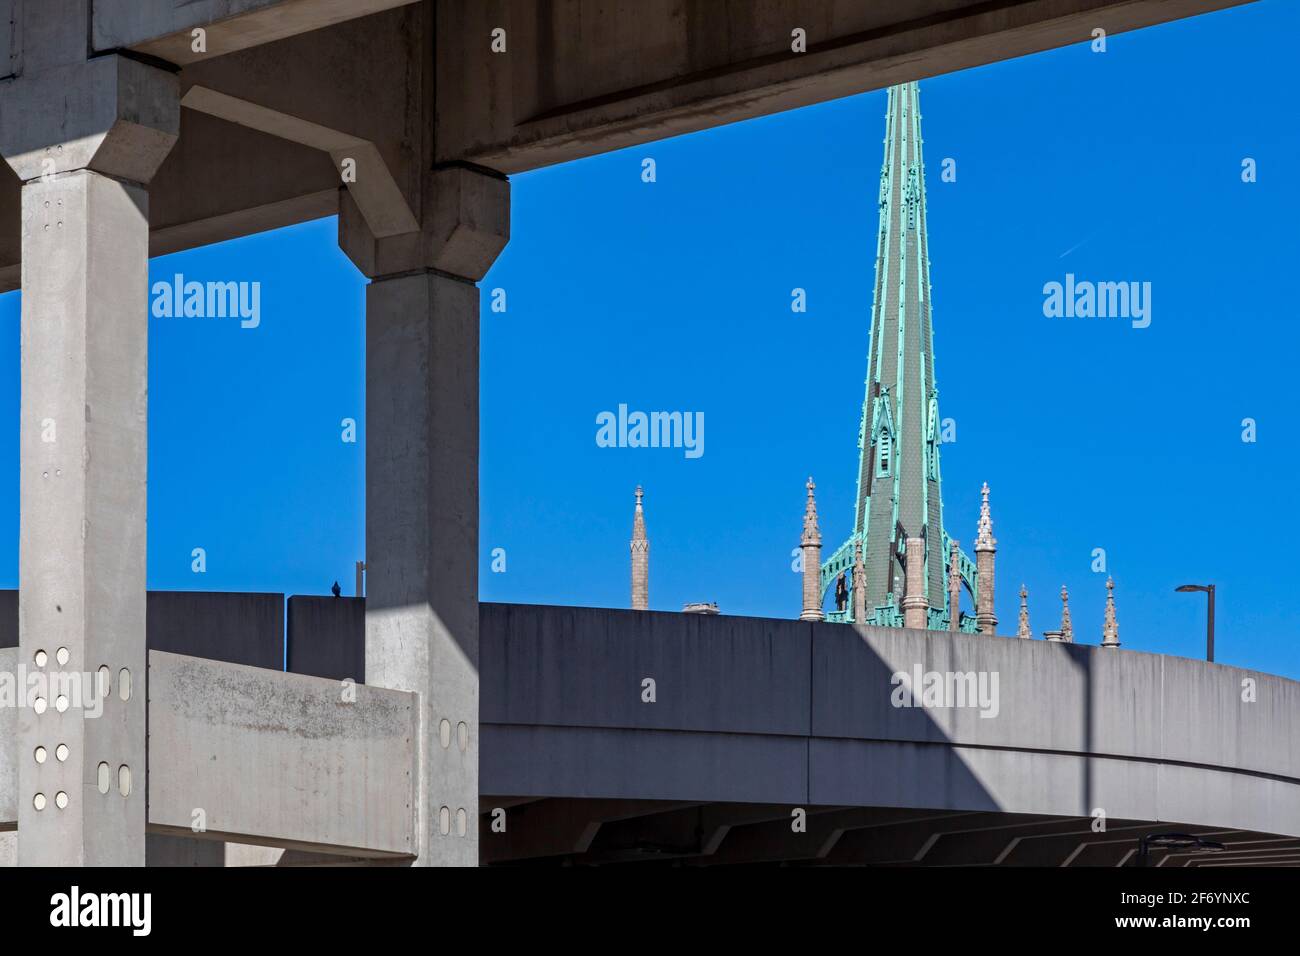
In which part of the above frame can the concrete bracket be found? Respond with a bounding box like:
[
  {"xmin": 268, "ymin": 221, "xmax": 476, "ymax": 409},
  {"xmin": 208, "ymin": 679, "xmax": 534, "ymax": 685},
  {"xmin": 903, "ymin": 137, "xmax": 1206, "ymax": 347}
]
[
  {"xmin": 0, "ymin": 55, "xmax": 179, "ymax": 184},
  {"xmin": 180, "ymin": 85, "xmax": 419, "ymax": 239},
  {"xmin": 339, "ymin": 165, "xmax": 510, "ymax": 281}
]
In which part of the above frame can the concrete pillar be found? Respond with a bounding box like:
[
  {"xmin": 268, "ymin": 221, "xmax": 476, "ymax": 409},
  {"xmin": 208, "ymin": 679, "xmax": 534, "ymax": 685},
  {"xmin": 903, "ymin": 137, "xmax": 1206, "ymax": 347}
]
[
  {"xmin": 339, "ymin": 165, "xmax": 508, "ymax": 866},
  {"xmin": 902, "ymin": 537, "xmax": 929, "ymax": 630},
  {"xmin": 799, "ymin": 478, "xmax": 823, "ymax": 622},
  {"xmin": 0, "ymin": 40, "xmax": 179, "ymax": 865}
]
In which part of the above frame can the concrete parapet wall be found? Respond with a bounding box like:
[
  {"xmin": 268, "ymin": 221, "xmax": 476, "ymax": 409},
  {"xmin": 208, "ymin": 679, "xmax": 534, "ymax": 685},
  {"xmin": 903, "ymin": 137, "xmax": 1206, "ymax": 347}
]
[
  {"xmin": 480, "ymin": 604, "xmax": 1300, "ymax": 839},
  {"xmin": 146, "ymin": 650, "xmax": 417, "ymax": 857}
]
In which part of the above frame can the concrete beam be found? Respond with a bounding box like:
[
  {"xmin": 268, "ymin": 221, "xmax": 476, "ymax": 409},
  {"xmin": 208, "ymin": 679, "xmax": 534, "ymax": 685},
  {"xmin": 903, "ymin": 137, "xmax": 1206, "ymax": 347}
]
[
  {"xmin": 92, "ymin": 0, "xmax": 422, "ymax": 65},
  {"xmin": 146, "ymin": 651, "xmax": 418, "ymax": 858},
  {"xmin": 180, "ymin": 86, "xmax": 417, "ymax": 237},
  {"xmin": 437, "ymin": 0, "xmax": 1258, "ymax": 173}
]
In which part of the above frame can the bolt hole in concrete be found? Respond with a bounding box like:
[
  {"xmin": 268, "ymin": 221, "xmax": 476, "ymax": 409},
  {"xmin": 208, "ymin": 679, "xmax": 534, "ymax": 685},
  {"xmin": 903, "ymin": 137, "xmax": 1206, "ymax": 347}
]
[
  {"xmin": 97, "ymin": 665, "xmax": 110, "ymax": 695},
  {"xmin": 56, "ymin": 647, "xmax": 68, "ymax": 666},
  {"xmin": 457, "ymin": 722, "xmax": 468, "ymax": 752},
  {"xmin": 118, "ymin": 765, "xmax": 131, "ymax": 797},
  {"xmin": 33, "ymin": 793, "xmax": 45, "ymax": 811},
  {"xmin": 439, "ymin": 718, "xmax": 451, "ymax": 748},
  {"xmin": 55, "ymin": 791, "xmax": 68, "ymax": 810},
  {"xmin": 97, "ymin": 762, "xmax": 110, "ymax": 794},
  {"xmin": 33, "ymin": 697, "xmax": 46, "ymax": 714},
  {"xmin": 118, "ymin": 668, "xmax": 130, "ymax": 701},
  {"xmin": 456, "ymin": 808, "xmax": 467, "ymax": 837},
  {"xmin": 34, "ymin": 747, "xmax": 46, "ymax": 764},
  {"xmin": 439, "ymin": 806, "xmax": 450, "ymax": 835},
  {"xmin": 56, "ymin": 744, "xmax": 68, "ymax": 762},
  {"xmin": 55, "ymin": 695, "xmax": 68, "ymax": 713},
  {"xmin": 33, "ymin": 649, "xmax": 46, "ymax": 667}
]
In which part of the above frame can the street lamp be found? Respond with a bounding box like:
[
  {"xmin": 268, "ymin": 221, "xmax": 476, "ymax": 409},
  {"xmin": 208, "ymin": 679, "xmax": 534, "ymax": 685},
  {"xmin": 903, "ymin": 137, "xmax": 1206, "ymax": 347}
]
[{"xmin": 1175, "ymin": 584, "xmax": 1215, "ymax": 662}]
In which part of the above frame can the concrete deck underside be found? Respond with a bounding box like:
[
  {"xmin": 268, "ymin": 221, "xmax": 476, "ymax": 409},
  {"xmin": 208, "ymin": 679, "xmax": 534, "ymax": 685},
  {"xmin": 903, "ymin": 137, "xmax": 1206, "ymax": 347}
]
[{"xmin": 0, "ymin": 0, "xmax": 1256, "ymax": 289}]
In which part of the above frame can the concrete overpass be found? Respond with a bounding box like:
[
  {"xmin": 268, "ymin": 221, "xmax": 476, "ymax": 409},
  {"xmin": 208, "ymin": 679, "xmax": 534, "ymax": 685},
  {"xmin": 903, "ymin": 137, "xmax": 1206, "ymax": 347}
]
[
  {"xmin": 5, "ymin": 596, "xmax": 1299, "ymax": 866},
  {"xmin": 478, "ymin": 604, "xmax": 1300, "ymax": 866},
  {"xmin": 0, "ymin": 0, "xmax": 1263, "ymax": 866}
]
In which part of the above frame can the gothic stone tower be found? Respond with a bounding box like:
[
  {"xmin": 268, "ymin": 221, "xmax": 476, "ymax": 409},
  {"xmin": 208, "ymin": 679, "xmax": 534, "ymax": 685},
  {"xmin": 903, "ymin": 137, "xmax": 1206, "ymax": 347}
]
[{"xmin": 821, "ymin": 82, "xmax": 979, "ymax": 630}]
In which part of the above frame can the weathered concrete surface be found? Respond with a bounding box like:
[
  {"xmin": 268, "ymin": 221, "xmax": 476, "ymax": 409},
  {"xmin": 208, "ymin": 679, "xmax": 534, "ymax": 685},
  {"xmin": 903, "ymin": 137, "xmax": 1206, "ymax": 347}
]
[
  {"xmin": 14, "ymin": 166, "xmax": 169, "ymax": 867},
  {"xmin": 287, "ymin": 595, "xmax": 365, "ymax": 682},
  {"xmin": 146, "ymin": 651, "xmax": 417, "ymax": 857},
  {"xmin": 93, "ymin": 0, "xmax": 421, "ymax": 65},
  {"xmin": 435, "ymin": 0, "xmax": 1257, "ymax": 172},
  {"xmin": 481, "ymin": 605, "xmax": 1300, "ymax": 841},
  {"xmin": 0, "ymin": 647, "xmax": 14, "ymax": 830},
  {"xmin": 364, "ymin": 272, "xmax": 482, "ymax": 866}
]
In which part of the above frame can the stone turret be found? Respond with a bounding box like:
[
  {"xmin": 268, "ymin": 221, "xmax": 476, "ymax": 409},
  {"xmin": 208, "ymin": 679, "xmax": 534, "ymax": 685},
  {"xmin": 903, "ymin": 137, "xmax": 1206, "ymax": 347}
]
[
  {"xmin": 800, "ymin": 478, "xmax": 824, "ymax": 622},
  {"xmin": 948, "ymin": 539, "xmax": 962, "ymax": 631},
  {"xmin": 902, "ymin": 537, "xmax": 929, "ymax": 629},
  {"xmin": 1059, "ymin": 585, "xmax": 1073, "ymax": 643},
  {"xmin": 630, "ymin": 485, "xmax": 648, "ymax": 610},
  {"xmin": 852, "ymin": 538, "xmax": 867, "ymax": 624},
  {"xmin": 974, "ymin": 482, "xmax": 997, "ymax": 635},
  {"xmin": 1017, "ymin": 584, "xmax": 1032, "ymax": 639},
  {"xmin": 1101, "ymin": 577, "xmax": 1120, "ymax": 648}
]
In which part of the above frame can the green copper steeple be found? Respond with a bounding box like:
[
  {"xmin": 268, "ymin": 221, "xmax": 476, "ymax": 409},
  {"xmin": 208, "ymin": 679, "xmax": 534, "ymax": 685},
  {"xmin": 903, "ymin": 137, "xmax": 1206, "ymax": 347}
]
[{"xmin": 821, "ymin": 81, "xmax": 979, "ymax": 630}]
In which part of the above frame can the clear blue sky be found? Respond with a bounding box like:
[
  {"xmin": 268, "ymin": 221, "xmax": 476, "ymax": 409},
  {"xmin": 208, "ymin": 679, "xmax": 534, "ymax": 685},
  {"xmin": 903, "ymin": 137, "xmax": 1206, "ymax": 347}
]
[{"xmin": 0, "ymin": 0, "xmax": 1296, "ymax": 678}]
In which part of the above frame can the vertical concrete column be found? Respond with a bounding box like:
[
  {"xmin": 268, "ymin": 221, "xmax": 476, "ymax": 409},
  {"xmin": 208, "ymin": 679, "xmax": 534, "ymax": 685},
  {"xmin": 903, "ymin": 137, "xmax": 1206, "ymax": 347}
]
[
  {"xmin": 902, "ymin": 537, "xmax": 929, "ymax": 629},
  {"xmin": 340, "ymin": 166, "xmax": 508, "ymax": 866},
  {"xmin": 0, "ymin": 51, "xmax": 179, "ymax": 865}
]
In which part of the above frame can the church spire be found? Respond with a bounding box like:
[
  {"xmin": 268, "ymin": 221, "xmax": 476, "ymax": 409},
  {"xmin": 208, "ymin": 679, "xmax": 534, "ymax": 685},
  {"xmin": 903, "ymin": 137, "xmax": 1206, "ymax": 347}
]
[
  {"xmin": 630, "ymin": 486, "xmax": 648, "ymax": 610},
  {"xmin": 800, "ymin": 478, "xmax": 824, "ymax": 622},
  {"xmin": 1059, "ymin": 585, "xmax": 1073, "ymax": 643},
  {"xmin": 821, "ymin": 80, "xmax": 975, "ymax": 630},
  {"xmin": 1101, "ymin": 577, "xmax": 1120, "ymax": 648},
  {"xmin": 1017, "ymin": 584, "xmax": 1032, "ymax": 639}
]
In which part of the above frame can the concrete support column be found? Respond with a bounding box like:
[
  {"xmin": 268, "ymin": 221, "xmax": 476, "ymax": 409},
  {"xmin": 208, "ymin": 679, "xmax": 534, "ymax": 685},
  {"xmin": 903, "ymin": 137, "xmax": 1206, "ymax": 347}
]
[
  {"xmin": 340, "ymin": 166, "xmax": 508, "ymax": 866},
  {"xmin": 902, "ymin": 537, "xmax": 929, "ymax": 630},
  {"xmin": 0, "ymin": 47, "xmax": 179, "ymax": 865},
  {"xmin": 366, "ymin": 271, "xmax": 479, "ymax": 866}
]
